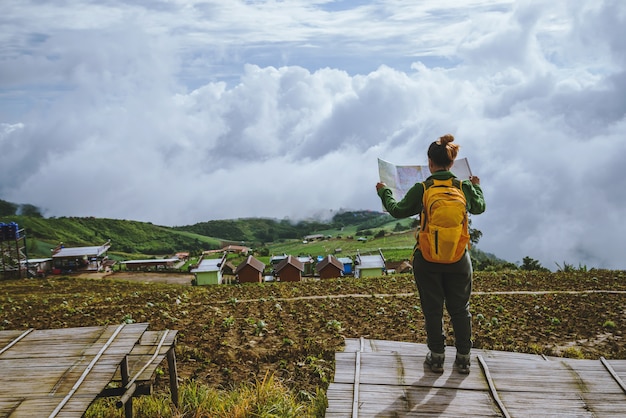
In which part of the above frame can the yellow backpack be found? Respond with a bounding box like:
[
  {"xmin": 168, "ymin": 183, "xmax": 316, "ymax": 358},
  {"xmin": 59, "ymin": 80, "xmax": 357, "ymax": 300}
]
[{"xmin": 417, "ymin": 178, "xmax": 470, "ymax": 263}]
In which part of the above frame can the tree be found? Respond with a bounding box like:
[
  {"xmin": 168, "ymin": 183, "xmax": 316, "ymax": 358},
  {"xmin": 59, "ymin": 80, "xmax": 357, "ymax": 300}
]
[
  {"xmin": 468, "ymin": 218, "xmax": 482, "ymax": 245},
  {"xmin": 520, "ymin": 256, "xmax": 548, "ymax": 271}
]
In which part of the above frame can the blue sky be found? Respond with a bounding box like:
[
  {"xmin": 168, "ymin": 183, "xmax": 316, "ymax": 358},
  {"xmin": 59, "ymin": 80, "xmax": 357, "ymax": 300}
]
[{"xmin": 1, "ymin": 0, "xmax": 625, "ymax": 269}]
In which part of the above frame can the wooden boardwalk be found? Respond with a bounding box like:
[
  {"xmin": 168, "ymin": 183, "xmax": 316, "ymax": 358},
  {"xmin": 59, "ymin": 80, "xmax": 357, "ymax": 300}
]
[
  {"xmin": 326, "ymin": 338, "xmax": 626, "ymax": 417},
  {"xmin": 0, "ymin": 323, "xmax": 178, "ymax": 418}
]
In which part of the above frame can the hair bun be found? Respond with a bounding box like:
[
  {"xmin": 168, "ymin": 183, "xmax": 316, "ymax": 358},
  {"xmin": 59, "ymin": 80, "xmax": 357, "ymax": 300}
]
[{"xmin": 439, "ymin": 134, "xmax": 455, "ymax": 145}]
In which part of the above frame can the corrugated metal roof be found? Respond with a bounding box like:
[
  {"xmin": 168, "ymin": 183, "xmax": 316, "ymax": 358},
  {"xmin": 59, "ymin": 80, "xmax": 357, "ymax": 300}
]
[
  {"xmin": 357, "ymin": 255, "xmax": 385, "ymax": 269},
  {"xmin": 191, "ymin": 258, "xmax": 222, "ymax": 273},
  {"xmin": 20, "ymin": 258, "xmax": 52, "ymax": 264},
  {"xmin": 52, "ymin": 244, "xmax": 110, "ymax": 258}
]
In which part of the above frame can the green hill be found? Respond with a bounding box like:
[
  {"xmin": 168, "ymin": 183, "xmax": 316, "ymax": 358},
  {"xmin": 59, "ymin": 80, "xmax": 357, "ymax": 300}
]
[{"xmin": 0, "ymin": 214, "xmax": 221, "ymax": 258}]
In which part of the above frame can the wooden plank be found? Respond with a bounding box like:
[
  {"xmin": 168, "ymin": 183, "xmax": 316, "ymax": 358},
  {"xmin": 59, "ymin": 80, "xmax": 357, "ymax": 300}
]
[
  {"xmin": 334, "ymin": 351, "xmax": 488, "ymax": 391},
  {"xmin": 354, "ymin": 383, "xmax": 501, "ymax": 417},
  {"xmin": 325, "ymin": 383, "xmax": 354, "ymax": 417},
  {"xmin": 0, "ymin": 329, "xmax": 32, "ymax": 356},
  {"xmin": 480, "ymin": 357, "xmax": 626, "ymax": 394},
  {"xmin": 497, "ymin": 391, "xmax": 626, "ymax": 417},
  {"xmin": 0, "ymin": 324, "xmax": 166, "ymax": 418},
  {"xmin": 328, "ymin": 338, "xmax": 626, "ymax": 418},
  {"xmin": 110, "ymin": 330, "xmax": 178, "ymax": 383},
  {"xmin": 0, "ymin": 330, "xmax": 27, "ymax": 345},
  {"xmin": 477, "ymin": 355, "xmax": 510, "ymax": 418}
]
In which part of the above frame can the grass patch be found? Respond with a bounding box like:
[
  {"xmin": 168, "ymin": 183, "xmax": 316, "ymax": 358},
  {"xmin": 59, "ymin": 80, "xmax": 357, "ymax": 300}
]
[{"xmin": 86, "ymin": 372, "xmax": 326, "ymax": 418}]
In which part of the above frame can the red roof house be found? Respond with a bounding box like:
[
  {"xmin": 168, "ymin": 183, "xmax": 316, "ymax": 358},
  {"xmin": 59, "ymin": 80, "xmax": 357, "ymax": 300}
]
[
  {"xmin": 275, "ymin": 255, "xmax": 304, "ymax": 282},
  {"xmin": 315, "ymin": 255, "xmax": 344, "ymax": 279},
  {"xmin": 235, "ymin": 256, "xmax": 266, "ymax": 284}
]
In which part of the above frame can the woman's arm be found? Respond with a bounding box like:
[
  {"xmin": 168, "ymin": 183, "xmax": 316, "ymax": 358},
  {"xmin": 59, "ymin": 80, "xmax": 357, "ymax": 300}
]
[{"xmin": 376, "ymin": 182, "xmax": 423, "ymax": 218}]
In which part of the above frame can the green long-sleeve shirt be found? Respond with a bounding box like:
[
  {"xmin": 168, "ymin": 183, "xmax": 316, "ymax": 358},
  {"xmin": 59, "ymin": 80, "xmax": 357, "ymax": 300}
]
[{"xmin": 377, "ymin": 170, "xmax": 486, "ymax": 219}]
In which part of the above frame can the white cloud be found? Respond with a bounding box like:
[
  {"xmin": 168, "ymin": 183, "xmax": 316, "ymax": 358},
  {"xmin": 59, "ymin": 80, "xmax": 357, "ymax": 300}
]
[{"xmin": 1, "ymin": 0, "xmax": 625, "ymax": 270}]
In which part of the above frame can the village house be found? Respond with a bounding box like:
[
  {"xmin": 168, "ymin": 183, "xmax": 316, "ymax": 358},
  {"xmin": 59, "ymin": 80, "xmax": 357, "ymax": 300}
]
[
  {"xmin": 354, "ymin": 250, "xmax": 386, "ymax": 278},
  {"xmin": 385, "ymin": 260, "xmax": 413, "ymax": 275},
  {"xmin": 297, "ymin": 255, "xmax": 315, "ymax": 276},
  {"xmin": 275, "ymin": 255, "xmax": 304, "ymax": 282},
  {"xmin": 303, "ymin": 234, "xmax": 324, "ymax": 242},
  {"xmin": 203, "ymin": 245, "xmax": 251, "ymax": 256},
  {"xmin": 20, "ymin": 258, "xmax": 52, "ymax": 277},
  {"xmin": 120, "ymin": 257, "xmax": 180, "ymax": 271},
  {"xmin": 315, "ymin": 255, "xmax": 344, "ymax": 279},
  {"xmin": 51, "ymin": 240, "xmax": 111, "ymax": 274},
  {"xmin": 190, "ymin": 253, "xmax": 227, "ymax": 285},
  {"xmin": 269, "ymin": 254, "xmax": 287, "ymax": 276},
  {"xmin": 235, "ymin": 255, "xmax": 266, "ymax": 284},
  {"xmin": 337, "ymin": 256, "xmax": 354, "ymax": 275},
  {"xmin": 175, "ymin": 252, "xmax": 190, "ymax": 261}
]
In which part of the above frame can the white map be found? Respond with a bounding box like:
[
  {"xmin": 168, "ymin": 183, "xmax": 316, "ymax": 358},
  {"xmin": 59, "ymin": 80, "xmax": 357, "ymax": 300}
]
[{"xmin": 377, "ymin": 158, "xmax": 472, "ymax": 201}]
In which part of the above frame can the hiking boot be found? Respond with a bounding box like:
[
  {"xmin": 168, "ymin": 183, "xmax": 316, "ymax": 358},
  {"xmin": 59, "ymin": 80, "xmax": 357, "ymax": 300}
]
[
  {"xmin": 455, "ymin": 353, "xmax": 471, "ymax": 374},
  {"xmin": 425, "ymin": 351, "xmax": 445, "ymax": 373}
]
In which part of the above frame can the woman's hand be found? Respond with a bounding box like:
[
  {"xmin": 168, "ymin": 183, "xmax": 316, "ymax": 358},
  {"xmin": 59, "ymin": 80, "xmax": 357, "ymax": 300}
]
[
  {"xmin": 376, "ymin": 182, "xmax": 387, "ymax": 191},
  {"xmin": 469, "ymin": 176, "xmax": 480, "ymax": 185}
]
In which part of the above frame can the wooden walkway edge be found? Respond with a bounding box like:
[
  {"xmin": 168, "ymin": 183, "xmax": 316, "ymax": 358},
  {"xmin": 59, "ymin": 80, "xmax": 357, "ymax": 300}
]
[
  {"xmin": 0, "ymin": 324, "xmax": 178, "ymax": 418},
  {"xmin": 326, "ymin": 338, "xmax": 626, "ymax": 417}
]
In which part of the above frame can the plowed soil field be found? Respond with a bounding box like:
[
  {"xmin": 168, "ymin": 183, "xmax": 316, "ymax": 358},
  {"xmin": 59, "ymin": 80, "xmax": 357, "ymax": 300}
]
[{"xmin": 1, "ymin": 269, "xmax": 625, "ymax": 396}]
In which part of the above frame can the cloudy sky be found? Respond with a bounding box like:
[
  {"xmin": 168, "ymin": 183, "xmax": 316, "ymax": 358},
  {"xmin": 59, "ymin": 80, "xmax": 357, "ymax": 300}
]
[{"xmin": 1, "ymin": 1, "xmax": 625, "ymax": 270}]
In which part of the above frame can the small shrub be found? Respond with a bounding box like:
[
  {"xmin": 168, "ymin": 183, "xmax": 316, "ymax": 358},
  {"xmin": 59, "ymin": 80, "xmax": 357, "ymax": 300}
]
[
  {"xmin": 603, "ymin": 320, "xmax": 617, "ymax": 329},
  {"xmin": 326, "ymin": 319, "xmax": 343, "ymax": 333},
  {"xmin": 562, "ymin": 346, "xmax": 585, "ymax": 359}
]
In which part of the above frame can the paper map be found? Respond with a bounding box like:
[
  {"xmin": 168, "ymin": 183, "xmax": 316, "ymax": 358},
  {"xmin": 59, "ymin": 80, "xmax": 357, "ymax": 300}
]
[{"xmin": 378, "ymin": 157, "xmax": 472, "ymax": 201}]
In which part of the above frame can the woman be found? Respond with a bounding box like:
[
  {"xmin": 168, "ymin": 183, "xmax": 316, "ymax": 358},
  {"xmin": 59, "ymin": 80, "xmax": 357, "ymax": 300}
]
[{"xmin": 376, "ymin": 134, "xmax": 485, "ymax": 374}]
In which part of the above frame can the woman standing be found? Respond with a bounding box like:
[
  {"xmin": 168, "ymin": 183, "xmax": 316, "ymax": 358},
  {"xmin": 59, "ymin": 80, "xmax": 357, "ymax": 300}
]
[{"xmin": 376, "ymin": 134, "xmax": 485, "ymax": 374}]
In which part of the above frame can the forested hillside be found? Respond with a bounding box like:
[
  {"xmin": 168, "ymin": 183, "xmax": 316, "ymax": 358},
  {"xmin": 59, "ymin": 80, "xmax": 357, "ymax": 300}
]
[
  {"xmin": 173, "ymin": 210, "xmax": 400, "ymax": 243},
  {"xmin": 1, "ymin": 199, "xmax": 402, "ymax": 257}
]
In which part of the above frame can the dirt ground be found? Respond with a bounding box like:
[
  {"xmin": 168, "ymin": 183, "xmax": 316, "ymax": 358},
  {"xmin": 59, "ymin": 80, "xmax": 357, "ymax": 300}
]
[
  {"xmin": 2, "ymin": 269, "xmax": 626, "ymax": 396},
  {"xmin": 84, "ymin": 271, "xmax": 195, "ymax": 285}
]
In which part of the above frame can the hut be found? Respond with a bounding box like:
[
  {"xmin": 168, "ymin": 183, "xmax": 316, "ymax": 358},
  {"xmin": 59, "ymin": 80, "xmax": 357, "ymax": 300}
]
[
  {"xmin": 235, "ymin": 256, "xmax": 266, "ymax": 284},
  {"xmin": 120, "ymin": 258, "xmax": 179, "ymax": 271},
  {"xmin": 222, "ymin": 260, "xmax": 237, "ymax": 276},
  {"xmin": 20, "ymin": 258, "xmax": 52, "ymax": 277},
  {"xmin": 354, "ymin": 251, "xmax": 385, "ymax": 279},
  {"xmin": 315, "ymin": 255, "xmax": 344, "ymax": 279},
  {"xmin": 337, "ymin": 257, "xmax": 354, "ymax": 275},
  {"xmin": 297, "ymin": 255, "xmax": 315, "ymax": 276},
  {"xmin": 190, "ymin": 253, "xmax": 226, "ymax": 285},
  {"xmin": 386, "ymin": 260, "xmax": 413, "ymax": 274},
  {"xmin": 275, "ymin": 255, "xmax": 304, "ymax": 282},
  {"xmin": 51, "ymin": 240, "xmax": 111, "ymax": 273}
]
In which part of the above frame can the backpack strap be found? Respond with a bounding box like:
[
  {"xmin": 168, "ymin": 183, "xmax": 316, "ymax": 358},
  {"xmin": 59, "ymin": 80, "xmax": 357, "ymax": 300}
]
[{"xmin": 419, "ymin": 181, "xmax": 429, "ymax": 231}]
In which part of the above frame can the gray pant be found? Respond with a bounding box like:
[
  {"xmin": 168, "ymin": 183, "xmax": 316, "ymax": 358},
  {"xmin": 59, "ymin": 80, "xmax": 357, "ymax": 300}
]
[{"xmin": 413, "ymin": 250, "xmax": 473, "ymax": 355}]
